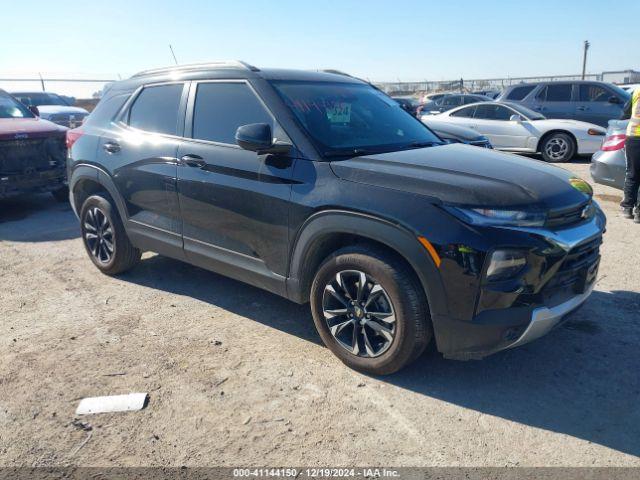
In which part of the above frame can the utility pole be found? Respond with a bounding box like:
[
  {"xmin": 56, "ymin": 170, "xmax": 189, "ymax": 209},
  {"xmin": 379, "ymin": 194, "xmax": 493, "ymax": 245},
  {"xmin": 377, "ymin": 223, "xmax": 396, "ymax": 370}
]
[
  {"xmin": 581, "ymin": 40, "xmax": 590, "ymax": 80},
  {"xmin": 169, "ymin": 44, "xmax": 178, "ymax": 65}
]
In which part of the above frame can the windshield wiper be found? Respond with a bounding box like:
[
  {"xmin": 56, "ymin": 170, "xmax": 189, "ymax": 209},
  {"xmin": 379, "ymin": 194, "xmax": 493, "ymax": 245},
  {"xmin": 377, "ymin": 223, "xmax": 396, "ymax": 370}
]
[
  {"xmin": 323, "ymin": 148, "xmax": 378, "ymax": 158},
  {"xmin": 403, "ymin": 141, "xmax": 443, "ymax": 149}
]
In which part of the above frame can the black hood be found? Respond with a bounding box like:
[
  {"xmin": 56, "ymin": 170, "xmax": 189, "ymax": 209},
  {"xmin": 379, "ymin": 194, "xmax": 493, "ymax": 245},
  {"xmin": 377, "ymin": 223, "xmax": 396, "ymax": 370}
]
[{"xmin": 330, "ymin": 143, "xmax": 590, "ymax": 209}]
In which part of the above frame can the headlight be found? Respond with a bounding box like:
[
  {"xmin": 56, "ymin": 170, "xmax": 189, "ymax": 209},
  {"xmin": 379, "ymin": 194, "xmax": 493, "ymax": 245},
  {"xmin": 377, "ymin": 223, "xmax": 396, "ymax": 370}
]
[
  {"xmin": 446, "ymin": 206, "xmax": 546, "ymax": 227},
  {"xmin": 486, "ymin": 250, "xmax": 527, "ymax": 281}
]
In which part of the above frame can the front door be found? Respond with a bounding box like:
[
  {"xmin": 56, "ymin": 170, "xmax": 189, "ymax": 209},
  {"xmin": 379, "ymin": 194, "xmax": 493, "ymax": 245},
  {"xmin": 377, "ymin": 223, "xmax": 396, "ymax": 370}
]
[
  {"xmin": 470, "ymin": 104, "xmax": 530, "ymax": 149},
  {"xmin": 176, "ymin": 80, "xmax": 295, "ymax": 294},
  {"xmin": 531, "ymin": 83, "xmax": 574, "ymax": 120},
  {"xmin": 575, "ymin": 83, "xmax": 624, "ymax": 127}
]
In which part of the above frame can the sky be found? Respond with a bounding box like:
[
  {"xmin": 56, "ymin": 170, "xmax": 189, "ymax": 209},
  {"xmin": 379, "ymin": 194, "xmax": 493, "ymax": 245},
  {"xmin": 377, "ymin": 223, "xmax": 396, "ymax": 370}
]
[{"xmin": 1, "ymin": 0, "xmax": 638, "ymax": 97}]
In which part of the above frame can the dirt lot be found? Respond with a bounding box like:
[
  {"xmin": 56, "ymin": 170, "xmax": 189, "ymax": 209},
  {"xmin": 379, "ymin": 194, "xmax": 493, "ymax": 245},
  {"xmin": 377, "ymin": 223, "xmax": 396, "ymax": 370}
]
[{"xmin": 0, "ymin": 160, "xmax": 639, "ymax": 467}]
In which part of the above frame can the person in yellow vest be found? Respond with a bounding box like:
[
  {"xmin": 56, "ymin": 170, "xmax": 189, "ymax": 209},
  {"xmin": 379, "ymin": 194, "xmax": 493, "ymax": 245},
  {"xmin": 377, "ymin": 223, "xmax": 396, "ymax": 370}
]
[{"xmin": 621, "ymin": 87, "xmax": 640, "ymax": 222}]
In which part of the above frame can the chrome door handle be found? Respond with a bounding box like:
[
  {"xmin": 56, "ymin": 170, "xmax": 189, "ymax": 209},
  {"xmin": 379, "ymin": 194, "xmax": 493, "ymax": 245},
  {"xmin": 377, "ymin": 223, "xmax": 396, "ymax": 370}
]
[
  {"xmin": 103, "ymin": 141, "xmax": 121, "ymax": 154},
  {"xmin": 180, "ymin": 154, "xmax": 206, "ymax": 168}
]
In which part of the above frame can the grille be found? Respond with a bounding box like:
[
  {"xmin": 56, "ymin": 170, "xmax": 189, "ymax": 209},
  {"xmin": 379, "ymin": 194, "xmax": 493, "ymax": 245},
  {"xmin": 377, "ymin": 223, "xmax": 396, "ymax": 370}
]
[
  {"xmin": 546, "ymin": 200, "xmax": 593, "ymax": 229},
  {"xmin": 544, "ymin": 235, "xmax": 602, "ymax": 292},
  {"xmin": 48, "ymin": 113, "xmax": 87, "ymax": 128},
  {"xmin": 0, "ymin": 137, "xmax": 66, "ymax": 174}
]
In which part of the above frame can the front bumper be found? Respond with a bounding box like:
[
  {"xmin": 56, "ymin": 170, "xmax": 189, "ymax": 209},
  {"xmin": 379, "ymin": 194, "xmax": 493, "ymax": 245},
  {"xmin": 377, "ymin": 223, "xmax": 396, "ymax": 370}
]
[
  {"xmin": 433, "ymin": 211, "xmax": 605, "ymax": 360},
  {"xmin": 0, "ymin": 169, "xmax": 66, "ymax": 198},
  {"xmin": 506, "ymin": 284, "xmax": 593, "ymax": 349}
]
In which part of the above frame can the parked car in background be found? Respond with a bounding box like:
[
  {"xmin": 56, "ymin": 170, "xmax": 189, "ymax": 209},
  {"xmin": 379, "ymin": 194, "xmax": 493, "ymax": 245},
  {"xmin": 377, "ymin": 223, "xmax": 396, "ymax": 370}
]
[
  {"xmin": 421, "ymin": 118, "xmax": 492, "ymax": 148},
  {"xmin": 419, "ymin": 92, "xmax": 448, "ymax": 104},
  {"xmin": 67, "ymin": 62, "xmax": 604, "ymax": 374},
  {"xmin": 591, "ymin": 119, "xmax": 628, "ymax": 189},
  {"xmin": 0, "ymin": 90, "xmax": 68, "ymax": 201},
  {"xmin": 12, "ymin": 91, "xmax": 89, "ymax": 128},
  {"xmin": 392, "ymin": 96, "xmax": 420, "ymax": 116},
  {"xmin": 472, "ymin": 90, "xmax": 501, "ymax": 99},
  {"xmin": 620, "ymin": 83, "xmax": 640, "ymax": 93},
  {"xmin": 418, "ymin": 94, "xmax": 491, "ymax": 116},
  {"xmin": 496, "ymin": 81, "xmax": 630, "ymax": 127},
  {"xmin": 430, "ymin": 101, "xmax": 606, "ymax": 162}
]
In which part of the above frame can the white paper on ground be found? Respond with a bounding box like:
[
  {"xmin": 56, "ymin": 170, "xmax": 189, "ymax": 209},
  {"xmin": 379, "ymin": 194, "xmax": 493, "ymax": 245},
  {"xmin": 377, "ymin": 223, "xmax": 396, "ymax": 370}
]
[{"xmin": 75, "ymin": 393, "xmax": 148, "ymax": 415}]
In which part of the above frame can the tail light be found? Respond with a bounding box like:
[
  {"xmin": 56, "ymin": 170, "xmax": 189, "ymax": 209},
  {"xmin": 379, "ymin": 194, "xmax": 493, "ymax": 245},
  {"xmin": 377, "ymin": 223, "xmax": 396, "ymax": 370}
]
[
  {"xmin": 601, "ymin": 134, "xmax": 626, "ymax": 152},
  {"xmin": 66, "ymin": 129, "xmax": 83, "ymax": 150}
]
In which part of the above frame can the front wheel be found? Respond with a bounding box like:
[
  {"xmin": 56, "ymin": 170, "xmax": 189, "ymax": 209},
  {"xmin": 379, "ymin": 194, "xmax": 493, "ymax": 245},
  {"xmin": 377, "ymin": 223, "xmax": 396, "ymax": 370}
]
[
  {"xmin": 540, "ymin": 133, "xmax": 576, "ymax": 163},
  {"xmin": 79, "ymin": 194, "xmax": 141, "ymax": 275},
  {"xmin": 310, "ymin": 246, "xmax": 432, "ymax": 375}
]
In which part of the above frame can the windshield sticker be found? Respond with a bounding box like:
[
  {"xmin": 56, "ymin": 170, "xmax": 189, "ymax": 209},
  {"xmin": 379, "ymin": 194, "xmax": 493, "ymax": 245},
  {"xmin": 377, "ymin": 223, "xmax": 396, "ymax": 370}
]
[{"xmin": 326, "ymin": 102, "xmax": 351, "ymax": 123}]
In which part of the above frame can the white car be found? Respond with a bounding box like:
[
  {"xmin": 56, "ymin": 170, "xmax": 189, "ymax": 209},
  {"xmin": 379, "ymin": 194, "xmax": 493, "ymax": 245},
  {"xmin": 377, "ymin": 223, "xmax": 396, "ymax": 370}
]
[
  {"xmin": 424, "ymin": 101, "xmax": 606, "ymax": 162},
  {"xmin": 11, "ymin": 91, "xmax": 89, "ymax": 129}
]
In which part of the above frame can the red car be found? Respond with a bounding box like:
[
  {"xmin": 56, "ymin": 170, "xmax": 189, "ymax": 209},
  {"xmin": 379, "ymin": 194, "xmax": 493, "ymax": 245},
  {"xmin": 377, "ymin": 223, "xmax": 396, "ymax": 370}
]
[{"xmin": 0, "ymin": 89, "xmax": 68, "ymax": 201}]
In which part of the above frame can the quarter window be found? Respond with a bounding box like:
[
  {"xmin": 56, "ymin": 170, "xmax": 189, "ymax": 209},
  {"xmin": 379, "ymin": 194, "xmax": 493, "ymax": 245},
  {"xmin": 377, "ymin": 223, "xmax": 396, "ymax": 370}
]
[
  {"xmin": 579, "ymin": 84, "xmax": 611, "ymax": 102},
  {"xmin": 128, "ymin": 84, "xmax": 183, "ymax": 135},
  {"xmin": 192, "ymin": 82, "xmax": 273, "ymax": 144},
  {"xmin": 537, "ymin": 84, "xmax": 573, "ymax": 102}
]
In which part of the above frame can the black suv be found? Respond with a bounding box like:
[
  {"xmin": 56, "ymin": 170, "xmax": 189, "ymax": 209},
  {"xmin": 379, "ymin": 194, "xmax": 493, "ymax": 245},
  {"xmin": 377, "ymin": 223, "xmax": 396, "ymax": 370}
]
[{"xmin": 67, "ymin": 62, "xmax": 606, "ymax": 374}]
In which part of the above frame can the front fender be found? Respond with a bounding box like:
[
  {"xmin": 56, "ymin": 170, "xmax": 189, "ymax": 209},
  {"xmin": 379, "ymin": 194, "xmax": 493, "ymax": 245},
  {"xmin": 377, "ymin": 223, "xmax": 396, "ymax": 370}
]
[{"xmin": 286, "ymin": 209, "xmax": 449, "ymax": 321}]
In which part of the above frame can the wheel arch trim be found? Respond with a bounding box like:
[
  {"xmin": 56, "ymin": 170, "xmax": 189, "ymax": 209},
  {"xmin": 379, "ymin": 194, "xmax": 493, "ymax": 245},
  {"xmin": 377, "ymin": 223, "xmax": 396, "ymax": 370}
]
[
  {"xmin": 286, "ymin": 209, "xmax": 449, "ymax": 320},
  {"xmin": 69, "ymin": 164, "xmax": 128, "ymax": 224}
]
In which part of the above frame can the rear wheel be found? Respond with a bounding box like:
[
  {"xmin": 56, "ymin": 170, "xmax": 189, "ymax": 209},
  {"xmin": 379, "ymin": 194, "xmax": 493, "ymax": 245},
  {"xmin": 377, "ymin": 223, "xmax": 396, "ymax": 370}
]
[
  {"xmin": 80, "ymin": 194, "xmax": 141, "ymax": 275},
  {"xmin": 541, "ymin": 132, "xmax": 576, "ymax": 162},
  {"xmin": 310, "ymin": 246, "xmax": 431, "ymax": 375}
]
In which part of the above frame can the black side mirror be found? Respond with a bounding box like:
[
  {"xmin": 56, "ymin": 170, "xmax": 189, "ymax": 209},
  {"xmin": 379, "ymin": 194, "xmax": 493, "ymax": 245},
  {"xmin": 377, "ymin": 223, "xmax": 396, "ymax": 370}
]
[
  {"xmin": 28, "ymin": 105, "xmax": 40, "ymax": 116},
  {"xmin": 235, "ymin": 123, "xmax": 291, "ymax": 155},
  {"xmin": 608, "ymin": 96, "xmax": 622, "ymax": 105}
]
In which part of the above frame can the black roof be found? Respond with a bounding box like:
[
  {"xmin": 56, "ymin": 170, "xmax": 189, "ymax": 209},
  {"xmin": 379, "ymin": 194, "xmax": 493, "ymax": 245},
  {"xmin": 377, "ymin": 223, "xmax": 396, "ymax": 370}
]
[{"xmin": 119, "ymin": 61, "xmax": 363, "ymax": 92}]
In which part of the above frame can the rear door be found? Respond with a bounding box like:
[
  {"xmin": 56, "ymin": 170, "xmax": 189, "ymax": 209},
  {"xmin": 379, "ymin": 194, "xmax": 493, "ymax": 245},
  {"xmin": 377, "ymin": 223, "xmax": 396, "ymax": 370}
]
[
  {"xmin": 99, "ymin": 82, "xmax": 187, "ymax": 256},
  {"xmin": 575, "ymin": 83, "xmax": 623, "ymax": 126},
  {"xmin": 176, "ymin": 80, "xmax": 295, "ymax": 293},
  {"xmin": 530, "ymin": 83, "xmax": 574, "ymax": 119}
]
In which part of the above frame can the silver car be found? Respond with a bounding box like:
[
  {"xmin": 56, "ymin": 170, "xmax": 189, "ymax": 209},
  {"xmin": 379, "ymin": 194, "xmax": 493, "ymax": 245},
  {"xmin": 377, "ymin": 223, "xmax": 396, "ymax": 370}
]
[{"xmin": 590, "ymin": 120, "xmax": 628, "ymax": 189}]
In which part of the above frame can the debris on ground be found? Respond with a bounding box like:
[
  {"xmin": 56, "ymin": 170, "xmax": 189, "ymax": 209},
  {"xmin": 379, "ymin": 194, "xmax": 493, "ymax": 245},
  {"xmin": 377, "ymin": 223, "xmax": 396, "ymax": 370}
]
[{"xmin": 75, "ymin": 393, "xmax": 149, "ymax": 415}]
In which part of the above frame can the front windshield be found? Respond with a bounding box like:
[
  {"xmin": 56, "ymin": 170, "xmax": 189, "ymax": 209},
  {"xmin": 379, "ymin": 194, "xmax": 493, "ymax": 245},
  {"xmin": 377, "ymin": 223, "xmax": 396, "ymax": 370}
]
[
  {"xmin": 13, "ymin": 92, "xmax": 69, "ymax": 107},
  {"xmin": 504, "ymin": 102, "xmax": 546, "ymax": 120},
  {"xmin": 0, "ymin": 93, "xmax": 35, "ymax": 119},
  {"xmin": 271, "ymin": 81, "xmax": 442, "ymax": 156}
]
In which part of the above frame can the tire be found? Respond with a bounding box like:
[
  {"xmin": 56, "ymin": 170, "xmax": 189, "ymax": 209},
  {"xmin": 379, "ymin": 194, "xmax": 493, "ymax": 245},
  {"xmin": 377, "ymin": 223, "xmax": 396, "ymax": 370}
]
[
  {"xmin": 51, "ymin": 186, "xmax": 69, "ymax": 203},
  {"xmin": 540, "ymin": 132, "xmax": 576, "ymax": 163},
  {"xmin": 310, "ymin": 245, "xmax": 432, "ymax": 375},
  {"xmin": 79, "ymin": 194, "xmax": 141, "ymax": 275}
]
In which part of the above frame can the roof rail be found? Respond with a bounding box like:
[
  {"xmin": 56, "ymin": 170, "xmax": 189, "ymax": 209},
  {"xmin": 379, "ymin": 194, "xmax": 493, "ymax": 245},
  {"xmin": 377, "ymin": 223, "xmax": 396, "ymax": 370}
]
[{"xmin": 131, "ymin": 60, "xmax": 259, "ymax": 78}]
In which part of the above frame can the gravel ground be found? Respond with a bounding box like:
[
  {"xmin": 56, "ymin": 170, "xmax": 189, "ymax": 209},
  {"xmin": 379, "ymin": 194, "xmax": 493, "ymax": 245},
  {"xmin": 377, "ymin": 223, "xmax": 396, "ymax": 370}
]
[{"xmin": 0, "ymin": 159, "xmax": 638, "ymax": 467}]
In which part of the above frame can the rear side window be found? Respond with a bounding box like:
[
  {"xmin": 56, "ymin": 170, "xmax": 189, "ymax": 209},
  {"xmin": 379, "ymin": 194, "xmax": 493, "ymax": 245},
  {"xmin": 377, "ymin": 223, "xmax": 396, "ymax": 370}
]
[
  {"xmin": 191, "ymin": 82, "xmax": 272, "ymax": 144},
  {"xmin": 579, "ymin": 84, "xmax": 611, "ymax": 102},
  {"xmin": 450, "ymin": 106, "xmax": 475, "ymax": 118},
  {"xmin": 128, "ymin": 84, "xmax": 183, "ymax": 135},
  {"xmin": 506, "ymin": 85, "xmax": 535, "ymax": 101},
  {"xmin": 84, "ymin": 93, "xmax": 130, "ymax": 127},
  {"xmin": 537, "ymin": 84, "xmax": 572, "ymax": 102}
]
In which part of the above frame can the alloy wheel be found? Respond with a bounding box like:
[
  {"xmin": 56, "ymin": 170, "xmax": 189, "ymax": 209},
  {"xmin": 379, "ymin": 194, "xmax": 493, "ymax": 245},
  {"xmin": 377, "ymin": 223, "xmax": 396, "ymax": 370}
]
[
  {"xmin": 322, "ymin": 270, "xmax": 396, "ymax": 358},
  {"xmin": 84, "ymin": 207, "xmax": 114, "ymax": 264},
  {"xmin": 545, "ymin": 137, "xmax": 569, "ymax": 161}
]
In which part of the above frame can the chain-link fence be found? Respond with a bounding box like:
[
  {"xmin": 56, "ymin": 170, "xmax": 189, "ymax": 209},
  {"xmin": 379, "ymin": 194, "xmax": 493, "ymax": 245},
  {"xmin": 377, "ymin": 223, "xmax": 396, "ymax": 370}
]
[{"xmin": 374, "ymin": 69, "xmax": 640, "ymax": 95}]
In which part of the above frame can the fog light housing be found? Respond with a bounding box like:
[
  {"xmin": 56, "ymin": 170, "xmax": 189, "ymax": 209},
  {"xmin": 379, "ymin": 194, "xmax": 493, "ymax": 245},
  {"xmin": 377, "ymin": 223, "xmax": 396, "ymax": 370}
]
[{"xmin": 486, "ymin": 250, "xmax": 527, "ymax": 281}]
